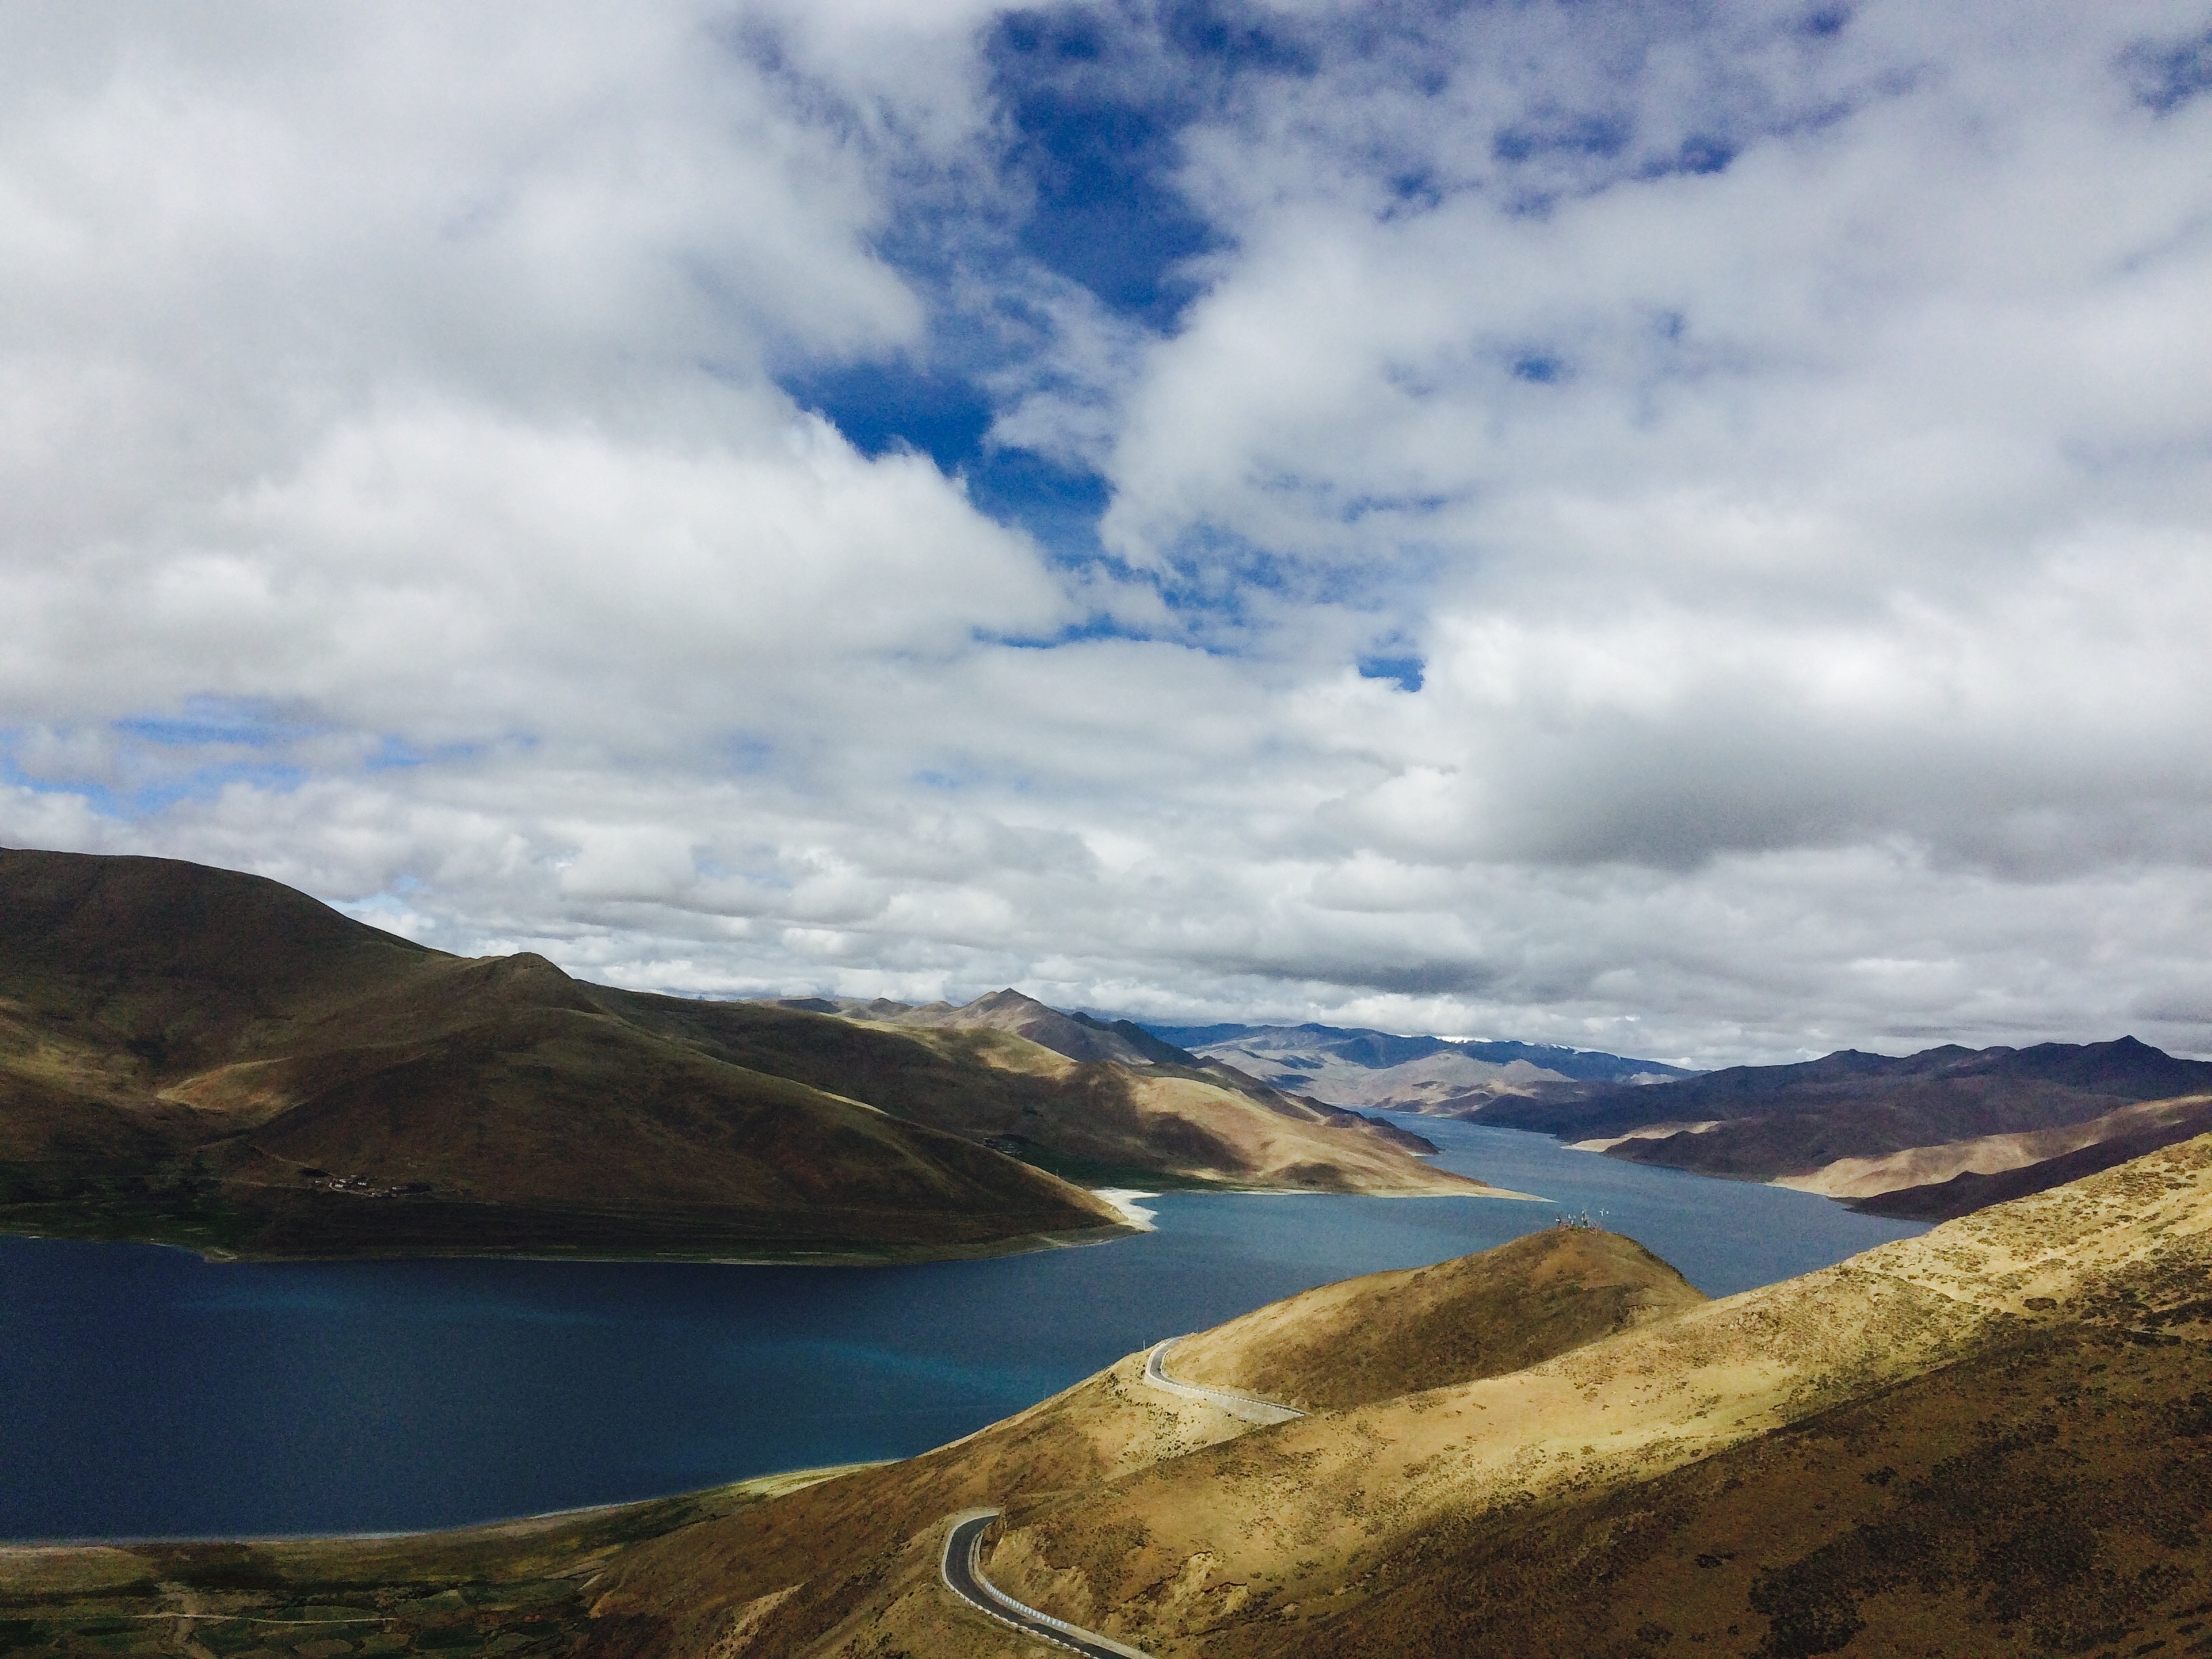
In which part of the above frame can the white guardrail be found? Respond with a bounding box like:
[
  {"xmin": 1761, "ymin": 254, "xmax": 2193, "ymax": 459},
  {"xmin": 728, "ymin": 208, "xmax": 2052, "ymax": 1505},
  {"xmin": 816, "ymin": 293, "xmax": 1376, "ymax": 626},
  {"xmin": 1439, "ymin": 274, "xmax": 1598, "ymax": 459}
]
[
  {"xmin": 938, "ymin": 1345, "xmax": 1303, "ymax": 1656},
  {"xmin": 940, "ymin": 1509, "xmax": 1156, "ymax": 1659},
  {"xmin": 1140, "ymin": 1338, "xmax": 1305, "ymax": 1424}
]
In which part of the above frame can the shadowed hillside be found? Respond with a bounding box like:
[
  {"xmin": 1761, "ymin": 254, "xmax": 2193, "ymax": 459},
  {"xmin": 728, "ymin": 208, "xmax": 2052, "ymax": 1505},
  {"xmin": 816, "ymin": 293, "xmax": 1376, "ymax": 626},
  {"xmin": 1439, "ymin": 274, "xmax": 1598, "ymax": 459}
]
[
  {"xmin": 596, "ymin": 994, "xmax": 1507, "ymax": 1198},
  {"xmin": 0, "ymin": 849, "xmax": 1122, "ymax": 1258},
  {"xmin": 742, "ymin": 990, "xmax": 1472, "ymax": 1185},
  {"xmin": 0, "ymin": 848, "xmax": 1511, "ymax": 1261},
  {"xmin": 1480, "ymin": 1036, "xmax": 2212, "ymax": 1218}
]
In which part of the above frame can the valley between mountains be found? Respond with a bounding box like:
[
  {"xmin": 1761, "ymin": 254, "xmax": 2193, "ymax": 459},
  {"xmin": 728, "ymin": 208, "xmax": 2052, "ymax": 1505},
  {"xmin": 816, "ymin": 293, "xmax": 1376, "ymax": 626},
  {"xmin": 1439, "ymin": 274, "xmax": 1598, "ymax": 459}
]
[{"xmin": 1166, "ymin": 1017, "xmax": 2212, "ymax": 1224}]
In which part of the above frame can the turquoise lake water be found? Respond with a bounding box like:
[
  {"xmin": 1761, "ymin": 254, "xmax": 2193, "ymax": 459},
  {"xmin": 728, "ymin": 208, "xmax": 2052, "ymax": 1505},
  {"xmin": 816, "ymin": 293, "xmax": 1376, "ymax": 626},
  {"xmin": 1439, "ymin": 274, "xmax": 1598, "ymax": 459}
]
[{"xmin": 0, "ymin": 1118, "xmax": 1924, "ymax": 1540}]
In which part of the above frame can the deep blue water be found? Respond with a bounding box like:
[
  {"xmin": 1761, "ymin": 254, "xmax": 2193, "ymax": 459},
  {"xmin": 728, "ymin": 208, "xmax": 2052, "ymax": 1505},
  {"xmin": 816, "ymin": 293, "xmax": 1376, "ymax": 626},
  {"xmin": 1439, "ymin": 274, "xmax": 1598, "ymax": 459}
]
[{"xmin": 0, "ymin": 1120, "xmax": 1924, "ymax": 1541}]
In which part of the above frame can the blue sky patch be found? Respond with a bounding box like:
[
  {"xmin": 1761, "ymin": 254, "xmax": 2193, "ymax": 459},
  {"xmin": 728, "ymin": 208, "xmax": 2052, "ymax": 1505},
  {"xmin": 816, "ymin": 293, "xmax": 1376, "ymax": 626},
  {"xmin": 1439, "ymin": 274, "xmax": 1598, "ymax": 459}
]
[
  {"xmin": 366, "ymin": 735, "xmax": 485, "ymax": 773},
  {"xmin": 1357, "ymin": 655, "xmax": 1425, "ymax": 693},
  {"xmin": 1494, "ymin": 112, "xmax": 1631, "ymax": 165},
  {"xmin": 987, "ymin": 17, "xmax": 1221, "ymax": 325},
  {"xmin": 1, "ymin": 749, "xmax": 306, "ymax": 820},
  {"xmin": 966, "ymin": 450, "xmax": 1111, "ymax": 560},
  {"xmin": 784, "ymin": 360, "xmax": 994, "ymax": 473},
  {"xmin": 114, "ymin": 696, "xmax": 312, "ymax": 751}
]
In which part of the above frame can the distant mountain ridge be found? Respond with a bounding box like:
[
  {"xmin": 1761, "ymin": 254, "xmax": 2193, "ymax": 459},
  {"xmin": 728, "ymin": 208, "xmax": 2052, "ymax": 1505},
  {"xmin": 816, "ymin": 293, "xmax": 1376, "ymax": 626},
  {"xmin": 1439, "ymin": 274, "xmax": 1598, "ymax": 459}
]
[
  {"xmin": 1479, "ymin": 1033, "xmax": 2212, "ymax": 1219},
  {"xmin": 1137, "ymin": 1020, "xmax": 1691, "ymax": 1112},
  {"xmin": 1145, "ymin": 1022, "xmax": 1685, "ymax": 1082},
  {"xmin": 773, "ymin": 989, "xmax": 1195, "ymax": 1070},
  {"xmin": 761, "ymin": 988, "xmax": 1507, "ymax": 1188}
]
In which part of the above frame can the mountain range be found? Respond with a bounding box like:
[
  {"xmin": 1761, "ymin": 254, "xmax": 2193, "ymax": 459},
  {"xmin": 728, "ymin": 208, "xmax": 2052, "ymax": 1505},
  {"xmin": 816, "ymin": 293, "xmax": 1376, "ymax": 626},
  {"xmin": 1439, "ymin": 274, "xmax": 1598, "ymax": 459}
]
[
  {"xmin": 1480, "ymin": 1036, "xmax": 2212, "ymax": 1219},
  {"xmin": 15, "ymin": 1133, "xmax": 2210, "ymax": 1657},
  {"xmin": 1136, "ymin": 1010, "xmax": 2212, "ymax": 1225},
  {"xmin": 0, "ymin": 848, "xmax": 1504, "ymax": 1261},
  {"xmin": 1141, "ymin": 1021, "xmax": 1691, "ymax": 1111},
  {"xmin": 781, "ymin": 990, "xmax": 1195, "ymax": 1070},
  {"xmin": 774, "ymin": 992, "xmax": 1451, "ymax": 1158}
]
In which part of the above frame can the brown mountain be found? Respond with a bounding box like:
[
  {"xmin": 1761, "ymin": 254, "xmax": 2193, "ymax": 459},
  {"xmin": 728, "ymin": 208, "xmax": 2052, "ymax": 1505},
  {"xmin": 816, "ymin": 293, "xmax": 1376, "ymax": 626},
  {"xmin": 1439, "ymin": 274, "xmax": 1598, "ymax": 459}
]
[
  {"xmin": 602, "ymin": 993, "xmax": 1511, "ymax": 1198},
  {"xmin": 0, "ymin": 848, "xmax": 1511, "ymax": 1259},
  {"xmin": 784, "ymin": 988, "xmax": 1197, "ymax": 1069},
  {"xmin": 944, "ymin": 1134, "xmax": 2212, "ymax": 1659},
  {"xmin": 781, "ymin": 987, "xmax": 1452, "ymax": 1157},
  {"xmin": 1477, "ymin": 1035, "xmax": 2212, "ymax": 1216},
  {"xmin": 0, "ymin": 848, "xmax": 1121, "ymax": 1259},
  {"xmin": 1835, "ymin": 1088, "xmax": 2212, "ymax": 1219}
]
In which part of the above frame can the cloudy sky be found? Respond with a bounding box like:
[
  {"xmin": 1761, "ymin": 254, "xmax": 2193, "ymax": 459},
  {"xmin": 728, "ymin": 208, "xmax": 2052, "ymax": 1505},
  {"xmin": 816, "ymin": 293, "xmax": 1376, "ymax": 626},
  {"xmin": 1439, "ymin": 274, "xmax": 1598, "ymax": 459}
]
[{"xmin": 4, "ymin": 1, "xmax": 2211, "ymax": 1065}]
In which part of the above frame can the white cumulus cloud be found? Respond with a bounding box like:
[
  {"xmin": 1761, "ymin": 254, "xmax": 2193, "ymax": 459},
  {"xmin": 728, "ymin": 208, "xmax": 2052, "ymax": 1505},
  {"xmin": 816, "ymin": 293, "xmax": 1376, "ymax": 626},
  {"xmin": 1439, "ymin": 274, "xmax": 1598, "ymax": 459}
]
[{"xmin": 3, "ymin": 0, "xmax": 2211, "ymax": 1065}]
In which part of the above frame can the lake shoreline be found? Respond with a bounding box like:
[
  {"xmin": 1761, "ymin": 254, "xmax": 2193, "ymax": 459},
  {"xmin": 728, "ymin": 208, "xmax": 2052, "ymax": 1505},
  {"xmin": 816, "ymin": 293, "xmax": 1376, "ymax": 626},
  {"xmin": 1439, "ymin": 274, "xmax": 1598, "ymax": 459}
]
[
  {"xmin": 0, "ymin": 1462, "xmax": 883, "ymax": 1553},
  {"xmin": 0, "ymin": 1168, "xmax": 1544, "ymax": 1267},
  {"xmin": 1, "ymin": 1124, "xmax": 1925, "ymax": 1544},
  {"xmin": 0, "ymin": 1211, "xmax": 1144, "ymax": 1268}
]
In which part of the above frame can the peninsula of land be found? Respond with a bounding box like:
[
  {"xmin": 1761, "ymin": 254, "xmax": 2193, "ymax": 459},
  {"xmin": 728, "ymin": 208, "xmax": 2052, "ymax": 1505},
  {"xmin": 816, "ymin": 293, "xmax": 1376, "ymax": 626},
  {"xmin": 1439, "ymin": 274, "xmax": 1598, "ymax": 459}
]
[{"xmin": 0, "ymin": 848, "xmax": 1513, "ymax": 1263}]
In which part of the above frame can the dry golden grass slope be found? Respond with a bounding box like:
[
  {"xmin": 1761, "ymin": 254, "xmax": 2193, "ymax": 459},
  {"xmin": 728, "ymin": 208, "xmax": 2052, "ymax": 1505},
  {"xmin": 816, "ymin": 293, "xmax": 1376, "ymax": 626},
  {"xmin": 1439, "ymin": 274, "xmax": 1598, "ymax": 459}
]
[
  {"xmin": 902, "ymin": 1029, "xmax": 1513, "ymax": 1199},
  {"xmin": 971, "ymin": 1134, "xmax": 2212, "ymax": 1659},
  {"xmin": 1167, "ymin": 1227, "xmax": 1706, "ymax": 1412},
  {"xmin": 564, "ymin": 1227, "xmax": 1716, "ymax": 1657}
]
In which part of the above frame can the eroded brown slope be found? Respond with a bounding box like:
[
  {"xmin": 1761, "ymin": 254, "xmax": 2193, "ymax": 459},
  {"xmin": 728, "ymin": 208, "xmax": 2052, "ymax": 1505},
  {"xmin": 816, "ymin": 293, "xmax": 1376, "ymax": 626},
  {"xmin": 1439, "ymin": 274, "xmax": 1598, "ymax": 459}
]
[
  {"xmin": 0, "ymin": 850, "xmax": 1126, "ymax": 1258},
  {"xmin": 593, "ymin": 992, "xmax": 1508, "ymax": 1197},
  {"xmin": 1844, "ymin": 1090, "xmax": 2212, "ymax": 1221},
  {"xmin": 2, "ymin": 848, "xmax": 1500, "ymax": 1258},
  {"xmin": 1168, "ymin": 1227, "xmax": 1705, "ymax": 1411},
  {"xmin": 1487, "ymin": 1038, "xmax": 2212, "ymax": 1225}
]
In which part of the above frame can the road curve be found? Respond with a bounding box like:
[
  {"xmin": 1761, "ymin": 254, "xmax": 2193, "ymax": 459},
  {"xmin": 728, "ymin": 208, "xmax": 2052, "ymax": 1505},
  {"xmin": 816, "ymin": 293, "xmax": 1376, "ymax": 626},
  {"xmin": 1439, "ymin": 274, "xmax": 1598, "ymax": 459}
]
[
  {"xmin": 1141, "ymin": 1338, "xmax": 1305, "ymax": 1424},
  {"xmin": 940, "ymin": 1509, "xmax": 1155, "ymax": 1659}
]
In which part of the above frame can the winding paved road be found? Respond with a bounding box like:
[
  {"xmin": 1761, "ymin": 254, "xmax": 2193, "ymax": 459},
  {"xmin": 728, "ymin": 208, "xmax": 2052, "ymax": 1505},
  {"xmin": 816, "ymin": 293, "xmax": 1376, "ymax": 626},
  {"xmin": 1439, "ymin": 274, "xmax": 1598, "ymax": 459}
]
[
  {"xmin": 941, "ymin": 1509, "xmax": 1155, "ymax": 1659},
  {"xmin": 1141, "ymin": 1338, "xmax": 1305, "ymax": 1424},
  {"xmin": 939, "ymin": 1347, "xmax": 1307, "ymax": 1654}
]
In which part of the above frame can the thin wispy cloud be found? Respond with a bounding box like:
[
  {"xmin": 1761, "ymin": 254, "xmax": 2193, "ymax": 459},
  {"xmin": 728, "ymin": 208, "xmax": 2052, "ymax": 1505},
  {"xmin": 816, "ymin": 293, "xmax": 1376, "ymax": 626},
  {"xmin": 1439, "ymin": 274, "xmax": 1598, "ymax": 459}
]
[{"xmin": 3, "ymin": 1, "xmax": 2209, "ymax": 1064}]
